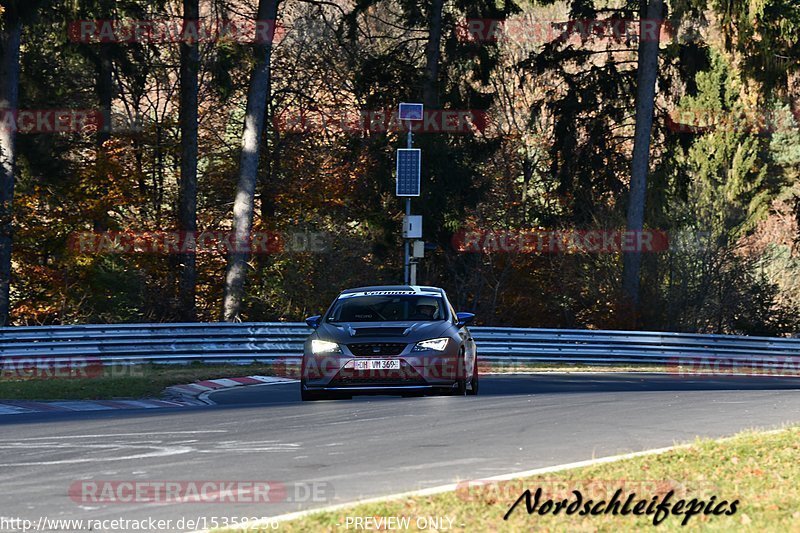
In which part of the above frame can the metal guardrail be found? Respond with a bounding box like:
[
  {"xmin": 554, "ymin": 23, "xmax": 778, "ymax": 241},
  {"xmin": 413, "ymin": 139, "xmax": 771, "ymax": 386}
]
[{"xmin": 2, "ymin": 322, "xmax": 800, "ymax": 370}]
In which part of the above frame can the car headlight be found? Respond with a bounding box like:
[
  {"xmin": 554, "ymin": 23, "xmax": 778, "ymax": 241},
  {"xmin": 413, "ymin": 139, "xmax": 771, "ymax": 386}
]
[
  {"xmin": 412, "ymin": 338, "xmax": 449, "ymax": 352},
  {"xmin": 311, "ymin": 339, "xmax": 342, "ymax": 354}
]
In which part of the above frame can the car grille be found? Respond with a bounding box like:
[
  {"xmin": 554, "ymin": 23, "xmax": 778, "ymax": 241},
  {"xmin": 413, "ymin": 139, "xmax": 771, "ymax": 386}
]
[
  {"xmin": 331, "ymin": 375, "xmax": 426, "ymax": 386},
  {"xmin": 330, "ymin": 363, "xmax": 426, "ymax": 386},
  {"xmin": 348, "ymin": 343, "xmax": 407, "ymax": 356}
]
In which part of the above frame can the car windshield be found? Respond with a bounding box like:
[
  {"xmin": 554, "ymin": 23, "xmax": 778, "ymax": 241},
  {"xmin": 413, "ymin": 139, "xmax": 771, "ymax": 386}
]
[{"xmin": 326, "ymin": 295, "xmax": 446, "ymax": 322}]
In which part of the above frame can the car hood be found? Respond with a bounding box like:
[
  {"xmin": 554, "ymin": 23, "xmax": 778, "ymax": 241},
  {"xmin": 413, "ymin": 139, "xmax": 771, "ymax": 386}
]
[{"xmin": 313, "ymin": 321, "xmax": 451, "ymax": 344}]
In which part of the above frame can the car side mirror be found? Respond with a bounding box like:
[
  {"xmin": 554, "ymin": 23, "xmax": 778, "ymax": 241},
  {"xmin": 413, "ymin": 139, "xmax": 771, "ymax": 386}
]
[
  {"xmin": 456, "ymin": 312, "xmax": 475, "ymax": 328},
  {"xmin": 305, "ymin": 315, "xmax": 322, "ymax": 329}
]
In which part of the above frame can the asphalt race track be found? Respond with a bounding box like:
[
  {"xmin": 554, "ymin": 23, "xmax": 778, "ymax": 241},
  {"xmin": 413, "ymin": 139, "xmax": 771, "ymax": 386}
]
[{"xmin": 2, "ymin": 373, "xmax": 800, "ymax": 531}]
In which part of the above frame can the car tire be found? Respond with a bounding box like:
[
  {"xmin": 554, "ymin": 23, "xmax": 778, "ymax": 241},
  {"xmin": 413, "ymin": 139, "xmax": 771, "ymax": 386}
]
[
  {"xmin": 467, "ymin": 356, "xmax": 479, "ymax": 395},
  {"xmin": 453, "ymin": 350, "xmax": 467, "ymax": 395}
]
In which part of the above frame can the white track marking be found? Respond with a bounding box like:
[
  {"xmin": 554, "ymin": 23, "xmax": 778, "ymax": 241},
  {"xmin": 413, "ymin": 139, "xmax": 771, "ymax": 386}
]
[
  {"xmin": 0, "ymin": 431, "xmax": 226, "ymax": 440},
  {"xmin": 190, "ymin": 444, "xmax": 687, "ymax": 532},
  {"xmin": 205, "ymin": 378, "xmax": 244, "ymax": 387},
  {"xmin": 0, "ymin": 405, "xmax": 32, "ymax": 415},
  {"xmin": 0, "ymin": 443, "xmax": 194, "ymax": 467}
]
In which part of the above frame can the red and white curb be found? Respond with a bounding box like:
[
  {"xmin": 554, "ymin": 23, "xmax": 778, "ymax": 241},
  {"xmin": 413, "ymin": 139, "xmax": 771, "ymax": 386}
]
[
  {"xmin": 0, "ymin": 376, "xmax": 297, "ymax": 416},
  {"xmin": 164, "ymin": 375, "xmax": 298, "ymax": 405}
]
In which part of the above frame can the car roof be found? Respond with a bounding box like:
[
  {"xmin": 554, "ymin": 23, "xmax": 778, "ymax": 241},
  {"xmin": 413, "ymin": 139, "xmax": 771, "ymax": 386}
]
[{"xmin": 339, "ymin": 285, "xmax": 445, "ymax": 296}]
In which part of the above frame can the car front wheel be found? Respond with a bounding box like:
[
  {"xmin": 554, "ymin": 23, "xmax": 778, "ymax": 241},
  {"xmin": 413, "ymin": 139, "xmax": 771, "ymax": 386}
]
[
  {"xmin": 467, "ymin": 356, "xmax": 479, "ymax": 395},
  {"xmin": 453, "ymin": 350, "xmax": 467, "ymax": 395}
]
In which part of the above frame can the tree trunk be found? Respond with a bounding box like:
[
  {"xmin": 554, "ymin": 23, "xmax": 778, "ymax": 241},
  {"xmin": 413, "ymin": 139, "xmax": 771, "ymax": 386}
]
[
  {"xmin": 93, "ymin": 0, "xmax": 113, "ymax": 232},
  {"xmin": 0, "ymin": 7, "xmax": 21, "ymax": 326},
  {"xmin": 98, "ymin": 0, "xmax": 114, "ymax": 143},
  {"xmin": 178, "ymin": 0, "xmax": 199, "ymax": 321},
  {"xmin": 521, "ymin": 155, "xmax": 532, "ymax": 223},
  {"xmin": 96, "ymin": 43, "xmax": 112, "ymax": 148},
  {"xmin": 422, "ymin": 0, "xmax": 443, "ymax": 108},
  {"xmin": 621, "ymin": 0, "xmax": 663, "ymax": 324},
  {"xmin": 256, "ymin": 53, "xmax": 275, "ymax": 272},
  {"xmin": 222, "ymin": 0, "xmax": 278, "ymax": 321},
  {"xmin": 256, "ymin": 136, "xmax": 276, "ymax": 271}
]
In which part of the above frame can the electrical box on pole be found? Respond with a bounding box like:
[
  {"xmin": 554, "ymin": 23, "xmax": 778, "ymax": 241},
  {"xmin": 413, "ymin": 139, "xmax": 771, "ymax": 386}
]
[
  {"xmin": 411, "ymin": 240, "xmax": 425, "ymax": 258},
  {"xmin": 403, "ymin": 215, "xmax": 422, "ymax": 238}
]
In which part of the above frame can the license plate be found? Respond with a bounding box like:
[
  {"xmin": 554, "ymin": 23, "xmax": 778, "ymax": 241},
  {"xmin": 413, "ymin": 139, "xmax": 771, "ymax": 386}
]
[{"xmin": 354, "ymin": 359, "xmax": 400, "ymax": 370}]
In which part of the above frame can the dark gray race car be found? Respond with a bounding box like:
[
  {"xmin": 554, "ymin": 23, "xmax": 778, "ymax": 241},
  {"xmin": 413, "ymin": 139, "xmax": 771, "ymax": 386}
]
[{"xmin": 301, "ymin": 285, "xmax": 478, "ymax": 400}]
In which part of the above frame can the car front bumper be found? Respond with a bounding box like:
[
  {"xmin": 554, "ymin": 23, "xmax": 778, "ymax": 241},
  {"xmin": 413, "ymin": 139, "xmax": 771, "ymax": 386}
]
[{"xmin": 301, "ymin": 343, "xmax": 462, "ymax": 390}]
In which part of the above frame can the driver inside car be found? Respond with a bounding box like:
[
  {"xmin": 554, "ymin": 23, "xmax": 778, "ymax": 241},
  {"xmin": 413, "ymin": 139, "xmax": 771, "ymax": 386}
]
[{"xmin": 410, "ymin": 298, "xmax": 438, "ymax": 320}]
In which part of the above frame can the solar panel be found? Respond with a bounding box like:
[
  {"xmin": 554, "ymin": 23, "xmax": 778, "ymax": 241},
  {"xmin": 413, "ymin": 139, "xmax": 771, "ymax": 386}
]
[{"xmin": 396, "ymin": 149, "xmax": 421, "ymax": 197}]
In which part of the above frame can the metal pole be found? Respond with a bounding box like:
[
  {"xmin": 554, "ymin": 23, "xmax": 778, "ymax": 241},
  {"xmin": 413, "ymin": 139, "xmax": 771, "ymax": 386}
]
[
  {"xmin": 404, "ymin": 199, "xmax": 410, "ymax": 284},
  {"xmin": 403, "ymin": 121, "xmax": 413, "ymax": 285}
]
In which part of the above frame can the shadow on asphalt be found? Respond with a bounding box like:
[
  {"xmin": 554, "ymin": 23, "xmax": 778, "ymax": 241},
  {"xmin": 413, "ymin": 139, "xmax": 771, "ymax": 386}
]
[
  {"xmin": 3, "ymin": 373, "xmax": 800, "ymax": 425},
  {"xmin": 209, "ymin": 372, "xmax": 800, "ymax": 406}
]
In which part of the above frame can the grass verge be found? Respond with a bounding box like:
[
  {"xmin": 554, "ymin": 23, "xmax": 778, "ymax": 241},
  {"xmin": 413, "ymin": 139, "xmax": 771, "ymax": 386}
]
[
  {"xmin": 228, "ymin": 425, "xmax": 800, "ymax": 532},
  {"xmin": 0, "ymin": 363, "xmax": 287, "ymax": 400}
]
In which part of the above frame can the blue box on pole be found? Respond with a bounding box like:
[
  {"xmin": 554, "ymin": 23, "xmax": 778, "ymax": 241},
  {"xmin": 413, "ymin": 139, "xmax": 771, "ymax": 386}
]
[{"xmin": 399, "ymin": 103, "xmax": 424, "ymax": 121}]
